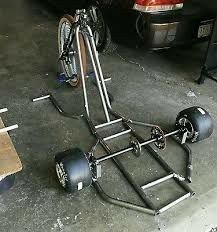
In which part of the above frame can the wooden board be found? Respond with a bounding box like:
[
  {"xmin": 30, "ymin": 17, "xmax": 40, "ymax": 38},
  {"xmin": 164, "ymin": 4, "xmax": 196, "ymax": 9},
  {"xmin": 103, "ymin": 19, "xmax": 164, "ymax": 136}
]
[{"xmin": 0, "ymin": 117, "xmax": 22, "ymax": 177}]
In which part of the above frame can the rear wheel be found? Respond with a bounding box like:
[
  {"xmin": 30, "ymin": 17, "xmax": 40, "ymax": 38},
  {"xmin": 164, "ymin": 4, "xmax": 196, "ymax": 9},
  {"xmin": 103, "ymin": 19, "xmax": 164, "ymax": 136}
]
[
  {"xmin": 55, "ymin": 148, "xmax": 92, "ymax": 192},
  {"xmin": 58, "ymin": 14, "xmax": 87, "ymax": 87},
  {"xmin": 176, "ymin": 107, "xmax": 213, "ymax": 143}
]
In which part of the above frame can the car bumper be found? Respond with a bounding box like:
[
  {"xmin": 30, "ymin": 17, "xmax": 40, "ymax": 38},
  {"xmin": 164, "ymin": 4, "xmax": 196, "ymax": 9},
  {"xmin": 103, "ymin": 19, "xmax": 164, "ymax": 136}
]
[{"xmin": 144, "ymin": 15, "xmax": 215, "ymax": 49}]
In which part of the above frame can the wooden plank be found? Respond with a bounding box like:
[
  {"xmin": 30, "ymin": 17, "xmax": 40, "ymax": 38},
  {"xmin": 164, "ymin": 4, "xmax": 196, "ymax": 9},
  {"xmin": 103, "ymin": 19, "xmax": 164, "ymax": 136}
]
[{"xmin": 0, "ymin": 117, "xmax": 22, "ymax": 177}]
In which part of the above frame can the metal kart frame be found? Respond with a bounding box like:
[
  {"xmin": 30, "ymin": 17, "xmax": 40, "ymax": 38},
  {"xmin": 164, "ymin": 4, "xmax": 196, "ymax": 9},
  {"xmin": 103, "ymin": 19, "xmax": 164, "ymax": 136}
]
[{"xmin": 33, "ymin": 10, "xmax": 195, "ymax": 215}]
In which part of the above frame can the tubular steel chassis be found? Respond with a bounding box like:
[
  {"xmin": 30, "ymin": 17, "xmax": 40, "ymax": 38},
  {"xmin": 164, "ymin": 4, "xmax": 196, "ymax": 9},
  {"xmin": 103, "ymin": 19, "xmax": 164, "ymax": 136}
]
[{"xmin": 33, "ymin": 10, "xmax": 195, "ymax": 215}]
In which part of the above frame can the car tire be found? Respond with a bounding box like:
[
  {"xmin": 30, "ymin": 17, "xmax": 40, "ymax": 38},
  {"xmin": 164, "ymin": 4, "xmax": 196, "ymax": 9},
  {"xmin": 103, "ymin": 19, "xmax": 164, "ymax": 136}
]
[
  {"xmin": 175, "ymin": 106, "xmax": 213, "ymax": 143},
  {"xmin": 0, "ymin": 175, "xmax": 15, "ymax": 194},
  {"xmin": 87, "ymin": 5, "xmax": 117, "ymax": 53},
  {"xmin": 102, "ymin": 25, "xmax": 118, "ymax": 54}
]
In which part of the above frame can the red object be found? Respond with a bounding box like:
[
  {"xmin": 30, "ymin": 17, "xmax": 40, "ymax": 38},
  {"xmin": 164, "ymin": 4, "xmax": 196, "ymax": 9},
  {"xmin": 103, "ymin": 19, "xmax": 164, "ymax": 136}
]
[{"xmin": 135, "ymin": 0, "xmax": 184, "ymax": 6}]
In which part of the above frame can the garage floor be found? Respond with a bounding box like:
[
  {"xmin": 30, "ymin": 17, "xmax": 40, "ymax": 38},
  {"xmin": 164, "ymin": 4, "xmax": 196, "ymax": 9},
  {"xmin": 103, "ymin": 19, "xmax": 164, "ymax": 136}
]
[{"xmin": 1, "ymin": 0, "xmax": 217, "ymax": 231}]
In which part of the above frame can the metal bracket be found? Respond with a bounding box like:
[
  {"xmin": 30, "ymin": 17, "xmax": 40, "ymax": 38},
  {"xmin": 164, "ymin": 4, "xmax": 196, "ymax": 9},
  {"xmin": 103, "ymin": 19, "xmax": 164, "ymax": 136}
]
[
  {"xmin": 181, "ymin": 131, "xmax": 188, "ymax": 144},
  {"xmin": 92, "ymin": 163, "xmax": 102, "ymax": 179}
]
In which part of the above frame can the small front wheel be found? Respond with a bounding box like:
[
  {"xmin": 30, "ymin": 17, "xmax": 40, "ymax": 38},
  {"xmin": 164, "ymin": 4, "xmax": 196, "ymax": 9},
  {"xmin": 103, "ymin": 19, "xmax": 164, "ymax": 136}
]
[
  {"xmin": 175, "ymin": 106, "xmax": 213, "ymax": 143},
  {"xmin": 55, "ymin": 148, "xmax": 92, "ymax": 192},
  {"xmin": 58, "ymin": 15, "xmax": 87, "ymax": 87}
]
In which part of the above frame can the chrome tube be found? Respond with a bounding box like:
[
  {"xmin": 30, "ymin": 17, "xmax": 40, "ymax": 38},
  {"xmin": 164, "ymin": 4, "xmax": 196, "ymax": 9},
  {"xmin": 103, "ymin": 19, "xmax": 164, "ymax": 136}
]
[
  {"xmin": 97, "ymin": 130, "xmax": 180, "ymax": 163},
  {"xmin": 84, "ymin": 33, "xmax": 110, "ymax": 122},
  {"xmin": 0, "ymin": 108, "xmax": 8, "ymax": 114},
  {"xmin": 76, "ymin": 26, "xmax": 90, "ymax": 117},
  {"xmin": 158, "ymin": 193, "xmax": 191, "ymax": 214},
  {"xmin": 87, "ymin": 25, "xmax": 112, "ymax": 109},
  {"xmin": 95, "ymin": 118, "xmax": 122, "ymax": 129},
  {"xmin": 0, "ymin": 124, "xmax": 18, "ymax": 134},
  {"xmin": 32, "ymin": 95, "xmax": 50, "ymax": 102},
  {"xmin": 141, "ymin": 174, "xmax": 174, "ymax": 190},
  {"xmin": 140, "ymin": 130, "xmax": 180, "ymax": 147},
  {"xmin": 103, "ymin": 129, "xmax": 131, "ymax": 141},
  {"xmin": 97, "ymin": 146, "xmax": 133, "ymax": 163},
  {"xmin": 104, "ymin": 77, "xmax": 111, "ymax": 82},
  {"xmin": 140, "ymin": 138, "xmax": 157, "ymax": 147},
  {"xmin": 164, "ymin": 130, "xmax": 180, "ymax": 137},
  {"xmin": 129, "ymin": 120, "xmax": 157, "ymax": 128}
]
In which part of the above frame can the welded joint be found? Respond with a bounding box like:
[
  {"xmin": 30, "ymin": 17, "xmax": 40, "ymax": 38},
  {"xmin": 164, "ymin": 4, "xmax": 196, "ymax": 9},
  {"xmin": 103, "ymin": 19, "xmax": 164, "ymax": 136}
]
[
  {"xmin": 158, "ymin": 192, "xmax": 191, "ymax": 214},
  {"xmin": 173, "ymin": 173, "xmax": 185, "ymax": 181}
]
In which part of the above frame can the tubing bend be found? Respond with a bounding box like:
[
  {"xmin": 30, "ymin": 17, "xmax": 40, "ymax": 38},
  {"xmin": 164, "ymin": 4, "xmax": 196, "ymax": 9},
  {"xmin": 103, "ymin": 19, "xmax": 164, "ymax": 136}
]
[
  {"xmin": 49, "ymin": 94, "xmax": 82, "ymax": 119},
  {"xmin": 93, "ymin": 181, "xmax": 156, "ymax": 215}
]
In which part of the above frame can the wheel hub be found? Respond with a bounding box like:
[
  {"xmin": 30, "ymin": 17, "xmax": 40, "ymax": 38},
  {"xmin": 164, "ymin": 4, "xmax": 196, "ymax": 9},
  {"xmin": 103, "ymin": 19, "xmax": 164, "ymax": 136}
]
[
  {"xmin": 177, "ymin": 117, "xmax": 194, "ymax": 139},
  {"xmin": 56, "ymin": 163, "xmax": 67, "ymax": 188}
]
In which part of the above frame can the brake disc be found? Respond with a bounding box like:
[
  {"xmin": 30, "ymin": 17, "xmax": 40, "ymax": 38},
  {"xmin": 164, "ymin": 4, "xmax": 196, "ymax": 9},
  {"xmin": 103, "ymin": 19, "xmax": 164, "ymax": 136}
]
[
  {"xmin": 130, "ymin": 138, "xmax": 141, "ymax": 157},
  {"xmin": 151, "ymin": 127, "xmax": 166, "ymax": 150}
]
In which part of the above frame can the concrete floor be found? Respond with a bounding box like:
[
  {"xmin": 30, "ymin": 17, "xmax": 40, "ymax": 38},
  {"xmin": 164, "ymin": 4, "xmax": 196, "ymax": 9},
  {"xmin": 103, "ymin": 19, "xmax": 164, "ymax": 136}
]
[{"xmin": 1, "ymin": 0, "xmax": 217, "ymax": 231}]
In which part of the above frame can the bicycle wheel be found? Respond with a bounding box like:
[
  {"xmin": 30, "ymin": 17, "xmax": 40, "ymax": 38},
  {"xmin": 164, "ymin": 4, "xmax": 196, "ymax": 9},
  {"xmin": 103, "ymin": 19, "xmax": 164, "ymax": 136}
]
[{"xmin": 58, "ymin": 14, "xmax": 87, "ymax": 87}]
